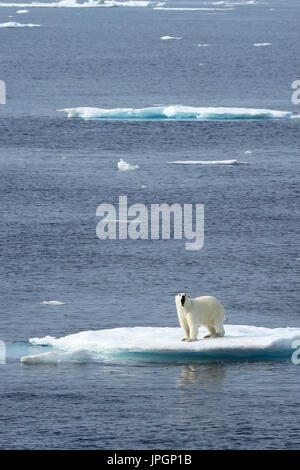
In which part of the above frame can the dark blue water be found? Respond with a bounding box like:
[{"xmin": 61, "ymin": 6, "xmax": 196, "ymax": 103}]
[{"xmin": 0, "ymin": 0, "xmax": 299, "ymax": 449}]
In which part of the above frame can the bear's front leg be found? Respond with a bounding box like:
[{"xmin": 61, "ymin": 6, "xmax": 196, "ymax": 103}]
[
  {"xmin": 186, "ymin": 323, "xmax": 198, "ymax": 342},
  {"xmin": 178, "ymin": 317, "xmax": 190, "ymax": 341}
]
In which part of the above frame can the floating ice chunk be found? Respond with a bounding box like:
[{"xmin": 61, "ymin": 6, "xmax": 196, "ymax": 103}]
[
  {"xmin": 197, "ymin": 43, "xmax": 211, "ymax": 47},
  {"xmin": 213, "ymin": 0, "xmax": 256, "ymax": 4},
  {"xmin": 16, "ymin": 9, "xmax": 29, "ymax": 13},
  {"xmin": 160, "ymin": 35, "xmax": 182, "ymax": 40},
  {"xmin": 0, "ymin": 21, "xmax": 40, "ymax": 27},
  {"xmin": 244, "ymin": 150, "xmax": 252, "ymax": 155},
  {"xmin": 167, "ymin": 160, "xmax": 249, "ymax": 165},
  {"xmin": 254, "ymin": 42, "xmax": 272, "ymax": 47},
  {"xmin": 21, "ymin": 349, "xmax": 92, "ymax": 364},
  {"xmin": 40, "ymin": 300, "xmax": 65, "ymax": 305},
  {"xmin": 97, "ymin": 0, "xmax": 163, "ymax": 6},
  {"xmin": 58, "ymin": 105, "xmax": 297, "ymax": 121},
  {"xmin": 154, "ymin": 7, "xmax": 234, "ymax": 11},
  {"xmin": 99, "ymin": 0, "xmax": 164, "ymax": 6},
  {"xmin": 117, "ymin": 158, "xmax": 139, "ymax": 171},
  {"xmin": 20, "ymin": 325, "xmax": 300, "ymax": 363},
  {"xmin": 140, "ymin": 184, "xmax": 147, "ymax": 190}
]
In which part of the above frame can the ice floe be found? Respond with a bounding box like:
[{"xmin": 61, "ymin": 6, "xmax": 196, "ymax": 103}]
[
  {"xmin": 20, "ymin": 324, "xmax": 300, "ymax": 363},
  {"xmin": 58, "ymin": 105, "xmax": 298, "ymax": 121}
]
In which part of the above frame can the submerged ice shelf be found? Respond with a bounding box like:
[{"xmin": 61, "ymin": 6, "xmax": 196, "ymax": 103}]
[
  {"xmin": 20, "ymin": 325, "xmax": 300, "ymax": 364},
  {"xmin": 58, "ymin": 105, "xmax": 300, "ymax": 121}
]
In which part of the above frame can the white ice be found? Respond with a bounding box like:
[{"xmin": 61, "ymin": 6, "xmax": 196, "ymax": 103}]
[
  {"xmin": 20, "ymin": 325, "xmax": 300, "ymax": 364},
  {"xmin": 0, "ymin": 0, "xmax": 164, "ymax": 8},
  {"xmin": 254, "ymin": 43, "xmax": 272, "ymax": 47},
  {"xmin": 154, "ymin": 7, "xmax": 234, "ymax": 11},
  {"xmin": 160, "ymin": 36, "xmax": 182, "ymax": 40},
  {"xmin": 213, "ymin": 0, "xmax": 256, "ymax": 4},
  {"xmin": 167, "ymin": 160, "xmax": 249, "ymax": 165},
  {"xmin": 58, "ymin": 105, "xmax": 296, "ymax": 121},
  {"xmin": 0, "ymin": 21, "xmax": 40, "ymax": 27},
  {"xmin": 117, "ymin": 158, "xmax": 139, "ymax": 171}
]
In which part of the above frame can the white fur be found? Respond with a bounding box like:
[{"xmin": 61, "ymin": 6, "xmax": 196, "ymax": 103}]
[{"xmin": 175, "ymin": 293, "xmax": 226, "ymax": 341}]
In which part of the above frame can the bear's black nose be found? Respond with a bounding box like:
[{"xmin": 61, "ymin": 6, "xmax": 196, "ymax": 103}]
[{"xmin": 181, "ymin": 295, "xmax": 185, "ymax": 306}]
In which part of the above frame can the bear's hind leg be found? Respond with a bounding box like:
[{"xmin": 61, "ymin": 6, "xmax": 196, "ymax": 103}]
[
  {"xmin": 204, "ymin": 326, "xmax": 217, "ymax": 338},
  {"xmin": 214, "ymin": 322, "xmax": 225, "ymax": 337}
]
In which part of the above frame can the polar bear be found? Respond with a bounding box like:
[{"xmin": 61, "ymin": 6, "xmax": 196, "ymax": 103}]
[{"xmin": 175, "ymin": 293, "xmax": 226, "ymax": 341}]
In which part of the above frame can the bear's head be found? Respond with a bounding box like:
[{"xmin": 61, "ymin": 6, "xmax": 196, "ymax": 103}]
[{"xmin": 176, "ymin": 293, "xmax": 189, "ymax": 307}]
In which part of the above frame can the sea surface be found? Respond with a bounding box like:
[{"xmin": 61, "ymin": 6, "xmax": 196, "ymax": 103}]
[{"xmin": 0, "ymin": 0, "xmax": 299, "ymax": 449}]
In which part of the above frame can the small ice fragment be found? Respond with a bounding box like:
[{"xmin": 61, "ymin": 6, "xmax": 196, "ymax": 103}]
[
  {"xmin": 254, "ymin": 42, "xmax": 271, "ymax": 47},
  {"xmin": 160, "ymin": 36, "xmax": 182, "ymax": 40},
  {"xmin": 167, "ymin": 160, "xmax": 249, "ymax": 165},
  {"xmin": 0, "ymin": 21, "xmax": 41, "ymax": 27},
  {"xmin": 117, "ymin": 158, "xmax": 139, "ymax": 171}
]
